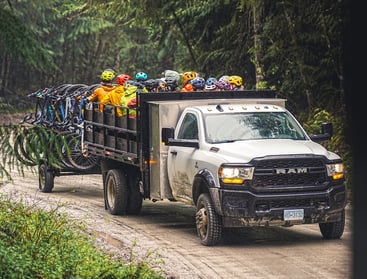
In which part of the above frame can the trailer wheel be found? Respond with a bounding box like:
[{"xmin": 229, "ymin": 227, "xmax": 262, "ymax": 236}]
[
  {"xmin": 38, "ymin": 163, "xmax": 54, "ymax": 193},
  {"xmin": 127, "ymin": 178, "xmax": 143, "ymax": 215},
  {"xmin": 195, "ymin": 193, "xmax": 222, "ymax": 246},
  {"xmin": 105, "ymin": 169, "xmax": 128, "ymax": 215},
  {"xmin": 319, "ymin": 209, "xmax": 345, "ymax": 239}
]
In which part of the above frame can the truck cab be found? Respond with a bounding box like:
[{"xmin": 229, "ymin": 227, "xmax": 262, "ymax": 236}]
[{"xmin": 162, "ymin": 102, "xmax": 345, "ymax": 246}]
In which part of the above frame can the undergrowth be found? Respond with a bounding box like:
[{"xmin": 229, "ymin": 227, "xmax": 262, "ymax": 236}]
[{"xmin": 0, "ymin": 193, "xmax": 164, "ymax": 279}]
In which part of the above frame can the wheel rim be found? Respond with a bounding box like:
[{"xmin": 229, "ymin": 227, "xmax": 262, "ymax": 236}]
[
  {"xmin": 196, "ymin": 207, "xmax": 208, "ymax": 238},
  {"xmin": 106, "ymin": 177, "xmax": 116, "ymax": 209},
  {"xmin": 39, "ymin": 166, "xmax": 46, "ymax": 190}
]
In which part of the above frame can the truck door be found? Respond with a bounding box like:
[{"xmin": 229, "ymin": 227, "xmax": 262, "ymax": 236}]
[{"xmin": 167, "ymin": 112, "xmax": 199, "ymax": 201}]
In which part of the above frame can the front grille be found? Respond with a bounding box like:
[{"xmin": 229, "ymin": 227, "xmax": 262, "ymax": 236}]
[
  {"xmin": 255, "ymin": 197, "xmax": 329, "ymax": 210},
  {"xmin": 251, "ymin": 155, "xmax": 327, "ymax": 189}
]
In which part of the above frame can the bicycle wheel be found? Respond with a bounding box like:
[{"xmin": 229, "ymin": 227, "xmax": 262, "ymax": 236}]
[
  {"xmin": 13, "ymin": 132, "xmax": 37, "ymax": 166},
  {"xmin": 64, "ymin": 134, "xmax": 100, "ymax": 171},
  {"xmin": 28, "ymin": 126, "xmax": 56, "ymax": 166},
  {"xmin": 47, "ymin": 131, "xmax": 74, "ymax": 169}
]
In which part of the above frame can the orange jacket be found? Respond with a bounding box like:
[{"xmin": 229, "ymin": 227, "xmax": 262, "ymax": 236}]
[{"xmin": 88, "ymin": 83, "xmax": 116, "ymax": 111}]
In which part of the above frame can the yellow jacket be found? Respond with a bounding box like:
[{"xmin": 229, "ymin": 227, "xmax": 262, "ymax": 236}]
[
  {"xmin": 120, "ymin": 86, "xmax": 148, "ymax": 117},
  {"xmin": 101, "ymin": 85, "xmax": 125, "ymax": 116}
]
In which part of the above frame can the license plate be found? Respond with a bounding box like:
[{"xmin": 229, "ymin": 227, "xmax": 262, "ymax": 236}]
[{"xmin": 284, "ymin": 209, "xmax": 304, "ymax": 221}]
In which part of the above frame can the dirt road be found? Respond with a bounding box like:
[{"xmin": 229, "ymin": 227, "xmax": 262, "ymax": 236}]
[{"xmin": 1, "ymin": 169, "xmax": 352, "ymax": 279}]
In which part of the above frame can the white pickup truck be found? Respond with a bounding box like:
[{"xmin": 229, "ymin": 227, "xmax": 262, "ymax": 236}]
[{"xmin": 82, "ymin": 90, "xmax": 346, "ymax": 246}]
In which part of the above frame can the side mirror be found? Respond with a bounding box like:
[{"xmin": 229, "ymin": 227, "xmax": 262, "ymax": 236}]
[
  {"xmin": 321, "ymin": 122, "xmax": 333, "ymax": 137},
  {"xmin": 162, "ymin": 127, "xmax": 175, "ymax": 145},
  {"xmin": 310, "ymin": 122, "xmax": 333, "ymax": 142},
  {"xmin": 161, "ymin": 127, "xmax": 200, "ymax": 148}
]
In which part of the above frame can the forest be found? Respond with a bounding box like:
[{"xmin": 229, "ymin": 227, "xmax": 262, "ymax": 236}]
[{"xmin": 0, "ymin": 0, "xmax": 352, "ymax": 192}]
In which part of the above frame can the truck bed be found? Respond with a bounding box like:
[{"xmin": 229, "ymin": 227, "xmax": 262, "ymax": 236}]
[{"xmin": 83, "ymin": 90, "xmax": 277, "ymax": 166}]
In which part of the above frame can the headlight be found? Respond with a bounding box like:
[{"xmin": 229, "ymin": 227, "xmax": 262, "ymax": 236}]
[
  {"xmin": 326, "ymin": 163, "xmax": 344, "ymax": 180},
  {"xmin": 219, "ymin": 166, "xmax": 254, "ymax": 184}
]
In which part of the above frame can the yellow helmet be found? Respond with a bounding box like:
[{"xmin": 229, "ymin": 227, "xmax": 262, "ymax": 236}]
[
  {"xmin": 181, "ymin": 71, "xmax": 197, "ymax": 85},
  {"xmin": 101, "ymin": 69, "xmax": 115, "ymax": 82},
  {"xmin": 228, "ymin": 75, "xmax": 243, "ymax": 87}
]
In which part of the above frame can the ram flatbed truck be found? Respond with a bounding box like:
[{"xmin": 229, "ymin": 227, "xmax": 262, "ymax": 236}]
[{"xmin": 83, "ymin": 90, "xmax": 346, "ymax": 246}]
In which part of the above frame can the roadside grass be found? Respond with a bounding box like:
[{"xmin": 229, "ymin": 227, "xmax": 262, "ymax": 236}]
[{"xmin": 0, "ymin": 193, "xmax": 164, "ymax": 279}]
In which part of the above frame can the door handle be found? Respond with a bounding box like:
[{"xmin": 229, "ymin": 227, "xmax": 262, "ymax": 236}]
[{"xmin": 170, "ymin": 150, "xmax": 177, "ymax": 156}]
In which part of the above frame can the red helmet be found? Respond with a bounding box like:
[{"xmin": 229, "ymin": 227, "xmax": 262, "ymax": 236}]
[{"xmin": 117, "ymin": 74, "xmax": 131, "ymax": 85}]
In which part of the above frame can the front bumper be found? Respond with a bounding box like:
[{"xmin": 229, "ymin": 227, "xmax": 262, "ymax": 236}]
[{"xmin": 211, "ymin": 183, "xmax": 346, "ymax": 228}]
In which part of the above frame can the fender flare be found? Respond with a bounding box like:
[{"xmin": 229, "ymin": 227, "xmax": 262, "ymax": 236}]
[
  {"xmin": 192, "ymin": 168, "xmax": 223, "ymax": 215},
  {"xmin": 192, "ymin": 168, "xmax": 217, "ymax": 204}
]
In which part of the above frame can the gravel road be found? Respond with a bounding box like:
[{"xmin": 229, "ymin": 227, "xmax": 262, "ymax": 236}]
[{"xmin": 1, "ymin": 168, "xmax": 352, "ymax": 279}]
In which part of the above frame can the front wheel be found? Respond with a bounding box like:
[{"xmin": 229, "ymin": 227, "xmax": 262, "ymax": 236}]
[
  {"xmin": 38, "ymin": 163, "xmax": 54, "ymax": 193},
  {"xmin": 105, "ymin": 169, "xmax": 128, "ymax": 215},
  {"xmin": 319, "ymin": 209, "xmax": 345, "ymax": 239},
  {"xmin": 195, "ymin": 193, "xmax": 222, "ymax": 246}
]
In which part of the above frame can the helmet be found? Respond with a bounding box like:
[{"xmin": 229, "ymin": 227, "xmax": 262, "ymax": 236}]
[
  {"xmin": 205, "ymin": 77, "xmax": 217, "ymax": 90},
  {"xmin": 228, "ymin": 75, "xmax": 243, "ymax": 87},
  {"xmin": 135, "ymin": 72, "xmax": 148, "ymax": 81},
  {"xmin": 191, "ymin": 77, "xmax": 206, "ymax": 90},
  {"xmin": 165, "ymin": 77, "xmax": 178, "ymax": 91},
  {"xmin": 206, "ymin": 77, "xmax": 217, "ymax": 86},
  {"xmin": 116, "ymin": 74, "xmax": 131, "ymax": 85},
  {"xmin": 144, "ymin": 79, "xmax": 160, "ymax": 91},
  {"xmin": 101, "ymin": 69, "xmax": 115, "ymax": 82},
  {"xmin": 214, "ymin": 80, "xmax": 231, "ymax": 90},
  {"xmin": 125, "ymin": 80, "xmax": 137, "ymax": 87},
  {"xmin": 181, "ymin": 71, "xmax": 197, "ymax": 85},
  {"xmin": 163, "ymin": 70, "xmax": 180, "ymax": 81},
  {"xmin": 219, "ymin": 75, "xmax": 229, "ymax": 82}
]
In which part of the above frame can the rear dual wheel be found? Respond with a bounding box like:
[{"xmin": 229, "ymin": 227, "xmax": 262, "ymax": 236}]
[
  {"xmin": 105, "ymin": 169, "xmax": 143, "ymax": 215},
  {"xmin": 38, "ymin": 163, "xmax": 54, "ymax": 193}
]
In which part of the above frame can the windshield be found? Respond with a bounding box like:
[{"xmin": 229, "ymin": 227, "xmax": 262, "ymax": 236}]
[{"xmin": 205, "ymin": 111, "xmax": 307, "ymax": 143}]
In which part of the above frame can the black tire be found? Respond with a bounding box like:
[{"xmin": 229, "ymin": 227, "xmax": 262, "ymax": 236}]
[
  {"xmin": 195, "ymin": 193, "xmax": 222, "ymax": 246},
  {"xmin": 127, "ymin": 177, "xmax": 143, "ymax": 215},
  {"xmin": 105, "ymin": 169, "xmax": 128, "ymax": 215},
  {"xmin": 38, "ymin": 163, "xmax": 54, "ymax": 193},
  {"xmin": 24, "ymin": 126, "xmax": 49, "ymax": 166},
  {"xmin": 14, "ymin": 133, "xmax": 37, "ymax": 166},
  {"xmin": 66, "ymin": 134, "xmax": 100, "ymax": 171},
  {"xmin": 51, "ymin": 133, "xmax": 75, "ymax": 169},
  {"xmin": 319, "ymin": 209, "xmax": 345, "ymax": 239}
]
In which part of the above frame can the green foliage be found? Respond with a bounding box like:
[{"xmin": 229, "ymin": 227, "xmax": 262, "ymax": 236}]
[
  {"xmin": 1, "ymin": 0, "xmax": 352, "ymax": 194},
  {"xmin": 1, "ymin": 125, "xmax": 53, "ymax": 181},
  {"xmin": 302, "ymin": 108, "xmax": 352, "ymax": 197},
  {"xmin": 0, "ymin": 7, "xmax": 55, "ymax": 69},
  {"xmin": 0, "ymin": 194, "xmax": 164, "ymax": 278}
]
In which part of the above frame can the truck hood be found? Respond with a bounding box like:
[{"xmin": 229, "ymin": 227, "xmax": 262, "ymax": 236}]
[{"xmin": 210, "ymin": 139, "xmax": 338, "ymax": 163}]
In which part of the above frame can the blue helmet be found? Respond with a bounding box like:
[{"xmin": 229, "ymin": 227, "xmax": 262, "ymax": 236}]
[
  {"xmin": 205, "ymin": 77, "xmax": 217, "ymax": 90},
  {"xmin": 135, "ymin": 72, "xmax": 148, "ymax": 81},
  {"xmin": 191, "ymin": 77, "xmax": 206, "ymax": 90}
]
